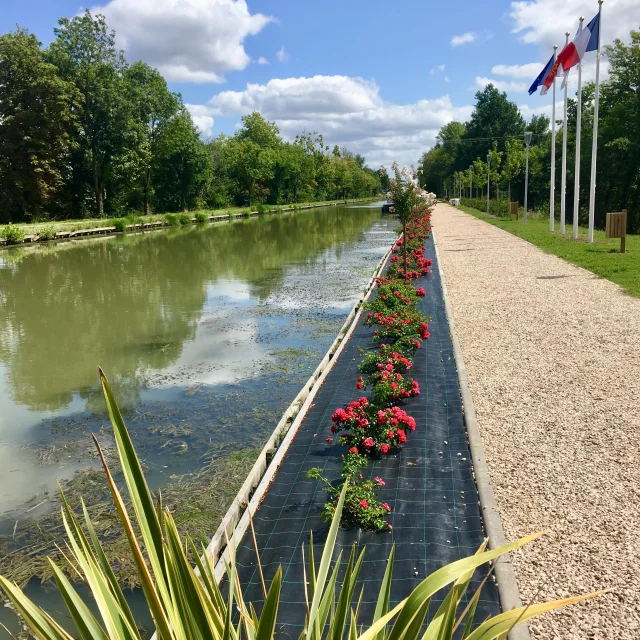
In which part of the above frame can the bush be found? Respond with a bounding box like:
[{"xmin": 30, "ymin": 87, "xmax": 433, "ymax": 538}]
[
  {"xmin": 256, "ymin": 203, "xmax": 266, "ymax": 215},
  {"xmin": 164, "ymin": 213, "xmax": 179, "ymax": 226},
  {"xmin": 37, "ymin": 225, "xmax": 56, "ymax": 241},
  {"xmin": 194, "ymin": 212, "xmax": 208, "ymax": 223},
  {"xmin": 178, "ymin": 213, "xmax": 192, "ymax": 226},
  {"xmin": 241, "ymin": 209, "xmax": 251, "ymax": 218},
  {"xmin": 461, "ymin": 197, "xmax": 510, "ymax": 217},
  {"xmin": 110, "ymin": 218, "xmax": 127, "ymax": 232},
  {"xmin": 1, "ymin": 225, "xmax": 25, "ymax": 245},
  {"xmin": 124, "ymin": 214, "xmax": 143, "ymax": 226}
]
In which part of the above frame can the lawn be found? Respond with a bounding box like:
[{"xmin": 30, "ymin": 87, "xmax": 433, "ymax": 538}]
[{"xmin": 458, "ymin": 205, "xmax": 640, "ymax": 298}]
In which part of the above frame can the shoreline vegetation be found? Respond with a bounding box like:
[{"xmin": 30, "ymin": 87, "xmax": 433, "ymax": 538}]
[
  {"xmin": 454, "ymin": 202, "xmax": 640, "ymax": 297},
  {"xmin": 0, "ymin": 197, "xmax": 377, "ymax": 247}
]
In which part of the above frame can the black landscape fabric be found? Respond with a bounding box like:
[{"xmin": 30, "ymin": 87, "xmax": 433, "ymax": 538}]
[{"xmin": 231, "ymin": 234, "xmax": 501, "ymax": 634}]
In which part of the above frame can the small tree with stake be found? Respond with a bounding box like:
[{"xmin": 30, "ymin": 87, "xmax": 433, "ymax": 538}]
[{"xmin": 387, "ymin": 162, "xmax": 433, "ymax": 268}]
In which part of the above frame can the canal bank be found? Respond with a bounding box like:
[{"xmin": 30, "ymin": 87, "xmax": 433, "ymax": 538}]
[
  {"xmin": 0, "ymin": 202, "xmax": 397, "ymax": 637},
  {"xmin": 0, "ymin": 198, "xmax": 377, "ymax": 247}
]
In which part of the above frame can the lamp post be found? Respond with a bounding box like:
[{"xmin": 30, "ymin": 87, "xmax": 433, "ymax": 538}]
[
  {"xmin": 469, "ymin": 165, "xmax": 473, "ymax": 199},
  {"xmin": 486, "ymin": 154, "xmax": 491, "ymax": 214},
  {"xmin": 524, "ymin": 131, "xmax": 533, "ymax": 224}
]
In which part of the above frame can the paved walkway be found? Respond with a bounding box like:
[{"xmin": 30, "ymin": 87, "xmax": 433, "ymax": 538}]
[{"xmin": 432, "ymin": 203, "xmax": 640, "ymax": 639}]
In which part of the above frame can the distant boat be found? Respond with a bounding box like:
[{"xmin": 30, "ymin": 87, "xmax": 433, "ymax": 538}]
[{"xmin": 382, "ymin": 202, "xmax": 394, "ymax": 214}]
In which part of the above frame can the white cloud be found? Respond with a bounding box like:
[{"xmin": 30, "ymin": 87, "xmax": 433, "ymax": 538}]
[
  {"xmin": 257, "ymin": 56, "xmax": 269, "ymax": 65},
  {"xmin": 91, "ymin": 0, "xmax": 273, "ymax": 83},
  {"xmin": 451, "ymin": 32, "xmax": 476, "ymax": 46},
  {"xmin": 475, "ymin": 76, "xmax": 529, "ymax": 93},
  {"xmin": 276, "ymin": 45, "xmax": 288, "ymax": 63},
  {"xmin": 491, "ymin": 62, "xmax": 546, "ymax": 78},
  {"xmin": 438, "ymin": 64, "xmax": 446, "ymax": 72},
  {"xmin": 200, "ymin": 75, "xmax": 473, "ymax": 166},
  {"xmin": 444, "ymin": 76, "xmax": 450, "ymax": 83},
  {"xmin": 510, "ymin": 0, "xmax": 640, "ymax": 49},
  {"xmin": 186, "ymin": 103, "xmax": 215, "ymax": 136}
]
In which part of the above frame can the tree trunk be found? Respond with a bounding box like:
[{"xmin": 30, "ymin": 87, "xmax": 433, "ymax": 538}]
[
  {"xmin": 93, "ymin": 164, "xmax": 103, "ymax": 217},
  {"xmin": 508, "ymin": 180, "xmax": 511, "ymax": 207},
  {"xmin": 143, "ymin": 168, "xmax": 151, "ymax": 215}
]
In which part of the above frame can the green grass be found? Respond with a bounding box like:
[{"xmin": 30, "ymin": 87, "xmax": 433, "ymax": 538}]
[{"xmin": 458, "ymin": 205, "xmax": 640, "ymax": 297}]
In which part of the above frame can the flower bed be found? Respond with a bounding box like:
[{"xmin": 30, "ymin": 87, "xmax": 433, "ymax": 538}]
[{"xmin": 308, "ymin": 201, "xmax": 434, "ymax": 531}]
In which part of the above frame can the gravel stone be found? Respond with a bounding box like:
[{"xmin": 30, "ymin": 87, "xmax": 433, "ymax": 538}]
[{"xmin": 433, "ymin": 204, "xmax": 640, "ymax": 639}]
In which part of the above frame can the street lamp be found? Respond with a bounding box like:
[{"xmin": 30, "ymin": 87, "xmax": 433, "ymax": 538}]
[
  {"xmin": 524, "ymin": 131, "xmax": 533, "ymax": 223},
  {"xmin": 469, "ymin": 165, "xmax": 473, "ymax": 199},
  {"xmin": 486, "ymin": 154, "xmax": 491, "ymax": 213}
]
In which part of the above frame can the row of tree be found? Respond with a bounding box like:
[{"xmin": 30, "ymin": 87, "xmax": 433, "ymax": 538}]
[
  {"xmin": 419, "ymin": 30, "xmax": 640, "ymax": 232},
  {"xmin": 0, "ymin": 11, "xmax": 381, "ymax": 224}
]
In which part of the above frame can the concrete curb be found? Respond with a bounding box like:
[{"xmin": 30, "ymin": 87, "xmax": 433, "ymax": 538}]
[{"xmin": 432, "ymin": 224, "xmax": 531, "ymax": 640}]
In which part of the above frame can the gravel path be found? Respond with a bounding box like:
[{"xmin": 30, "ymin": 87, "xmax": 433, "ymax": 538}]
[{"xmin": 432, "ymin": 203, "xmax": 640, "ymax": 639}]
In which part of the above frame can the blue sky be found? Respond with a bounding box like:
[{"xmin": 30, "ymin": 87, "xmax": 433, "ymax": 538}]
[{"xmin": 2, "ymin": 0, "xmax": 638, "ymax": 166}]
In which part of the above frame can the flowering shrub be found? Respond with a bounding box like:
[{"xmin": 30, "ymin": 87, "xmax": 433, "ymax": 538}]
[
  {"xmin": 365, "ymin": 309, "xmax": 428, "ymax": 345},
  {"xmin": 366, "ymin": 280, "xmax": 419, "ymax": 314},
  {"xmin": 359, "ymin": 345, "xmax": 413, "ymax": 376},
  {"xmin": 369, "ymin": 371, "xmax": 420, "ymax": 405},
  {"xmin": 307, "ymin": 454, "xmax": 391, "ymax": 532},
  {"xmin": 309, "ymin": 206, "xmax": 433, "ymax": 532},
  {"xmin": 332, "ymin": 399, "xmax": 416, "ymax": 455}
]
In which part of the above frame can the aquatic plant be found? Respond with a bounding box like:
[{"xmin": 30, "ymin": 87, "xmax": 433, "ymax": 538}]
[
  {"xmin": 164, "ymin": 213, "xmax": 179, "ymax": 226},
  {"xmin": 0, "ymin": 370, "xmax": 602, "ymax": 639},
  {"xmin": 178, "ymin": 213, "xmax": 192, "ymax": 225}
]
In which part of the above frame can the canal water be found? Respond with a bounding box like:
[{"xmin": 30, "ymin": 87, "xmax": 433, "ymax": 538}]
[{"xmin": 0, "ymin": 202, "xmax": 397, "ymax": 636}]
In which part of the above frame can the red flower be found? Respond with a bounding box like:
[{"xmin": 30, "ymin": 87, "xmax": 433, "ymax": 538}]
[
  {"xmin": 382, "ymin": 502, "xmax": 391, "ymax": 513},
  {"xmin": 397, "ymin": 429, "xmax": 407, "ymax": 444},
  {"xmin": 360, "ymin": 499, "xmax": 369, "ymax": 509},
  {"xmin": 363, "ymin": 437, "xmax": 374, "ymax": 448},
  {"xmin": 356, "ymin": 382, "xmax": 363, "ymax": 389},
  {"xmin": 381, "ymin": 443, "xmax": 390, "ymax": 454},
  {"xmin": 375, "ymin": 477, "xmax": 385, "ymax": 486},
  {"xmin": 415, "ymin": 287, "xmax": 426, "ymax": 297},
  {"xmin": 349, "ymin": 447, "xmax": 359, "ymax": 454},
  {"xmin": 330, "ymin": 425, "xmax": 337, "ymax": 434},
  {"xmin": 325, "ymin": 437, "xmax": 333, "ymax": 443}
]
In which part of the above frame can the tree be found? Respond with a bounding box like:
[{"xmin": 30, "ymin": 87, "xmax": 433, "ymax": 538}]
[
  {"xmin": 153, "ymin": 109, "xmax": 211, "ymax": 211},
  {"xmin": 125, "ymin": 61, "xmax": 181, "ymax": 214},
  {"xmin": 501, "ymin": 139, "xmax": 525, "ymax": 205},
  {"xmin": 0, "ymin": 29, "xmax": 80, "ymax": 222},
  {"xmin": 48, "ymin": 10, "xmax": 130, "ymax": 217},
  {"xmin": 458, "ymin": 85, "xmax": 525, "ymax": 170}
]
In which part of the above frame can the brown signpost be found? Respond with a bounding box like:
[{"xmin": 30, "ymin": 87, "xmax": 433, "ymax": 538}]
[
  {"xmin": 509, "ymin": 201, "xmax": 519, "ymax": 220},
  {"xmin": 605, "ymin": 209, "xmax": 627, "ymax": 253}
]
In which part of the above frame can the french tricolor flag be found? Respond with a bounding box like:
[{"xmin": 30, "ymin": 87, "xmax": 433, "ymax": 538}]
[{"xmin": 542, "ymin": 12, "xmax": 600, "ymax": 93}]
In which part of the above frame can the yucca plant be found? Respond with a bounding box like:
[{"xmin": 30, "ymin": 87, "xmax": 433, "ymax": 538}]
[{"xmin": 0, "ymin": 370, "xmax": 602, "ymax": 640}]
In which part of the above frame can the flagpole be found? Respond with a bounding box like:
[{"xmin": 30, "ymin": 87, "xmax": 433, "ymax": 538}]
[
  {"xmin": 549, "ymin": 44, "xmax": 558, "ymax": 232},
  {"xmin": 587, "ymin": 0, "xmax": 603, "ymax": 243},
  {"xmin": 560, "ymin": 31, "xmax": 570, "ymax": 234},
  {"xmin": 573, "ymin": 16, "xmax": 585, "ymax": 240}
]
